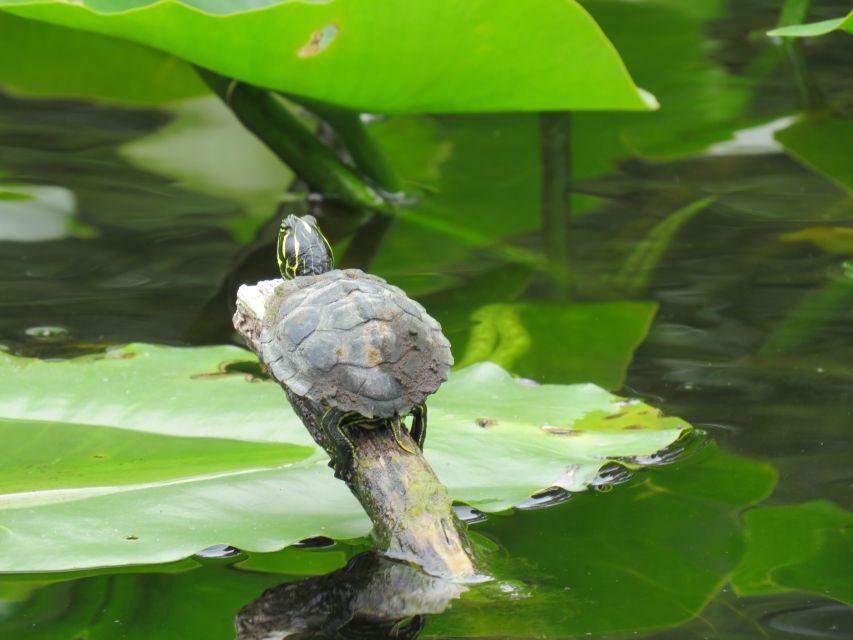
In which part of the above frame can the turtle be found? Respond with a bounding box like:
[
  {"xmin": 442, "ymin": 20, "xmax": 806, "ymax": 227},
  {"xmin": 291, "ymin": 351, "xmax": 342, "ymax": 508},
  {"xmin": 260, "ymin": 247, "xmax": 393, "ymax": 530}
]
[{"xmin": 260, "ymin": 214, "xmax": 453, "ymax": 479}]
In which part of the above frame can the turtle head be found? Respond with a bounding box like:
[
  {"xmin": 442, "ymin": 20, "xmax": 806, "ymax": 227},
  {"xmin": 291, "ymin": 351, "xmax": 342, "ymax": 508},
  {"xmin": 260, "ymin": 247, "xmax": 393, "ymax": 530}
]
[{"xmin": 277, "ymin": 214, "xmax": 334, "ymax": 279}]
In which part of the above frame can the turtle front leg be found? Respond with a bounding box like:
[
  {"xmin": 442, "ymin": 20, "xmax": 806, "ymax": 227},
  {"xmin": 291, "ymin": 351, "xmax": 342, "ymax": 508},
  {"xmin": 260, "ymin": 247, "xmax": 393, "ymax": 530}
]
[
  {"xmin": 409, "ymin": 404, "xmax": 427, "ymax": 450},
  {"xmin": 321, "ymin": 408, "xmax": 362, "ymax": 480},
  {"xmin": 389, "ymin": 415, "xmax": 418, "ymax": 456}
]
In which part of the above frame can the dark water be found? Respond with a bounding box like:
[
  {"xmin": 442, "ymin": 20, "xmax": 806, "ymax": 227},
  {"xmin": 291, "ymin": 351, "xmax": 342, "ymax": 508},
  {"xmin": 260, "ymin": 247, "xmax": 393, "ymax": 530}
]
[{"xmin": 2, "ymin": 0, "xmax": 853, "ymax": 638}]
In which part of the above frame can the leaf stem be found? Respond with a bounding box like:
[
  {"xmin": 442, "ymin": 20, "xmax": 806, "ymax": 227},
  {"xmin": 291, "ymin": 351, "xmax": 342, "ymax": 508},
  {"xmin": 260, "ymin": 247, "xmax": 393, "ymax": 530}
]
[
  {"xmin": 288, "ymin": 97, "xmax": 402, "ymax": 270},
  {"xmin": 540, "ymin": 111, "xmax": 573, "ymax": 297},
  {"xmin": 294, "ymin": 99, "xmax": 404, "ymax": 193},
  {"xmin": 198, "ymin": 69, "xmax": 393, "ymax": 215},
  {"xmin": 613, "ymin": 197, "xmax": 716, "ymax": 295},
  {"xmin": 776, "ymin": 0, "xmax": 826, "ymax": 111}
]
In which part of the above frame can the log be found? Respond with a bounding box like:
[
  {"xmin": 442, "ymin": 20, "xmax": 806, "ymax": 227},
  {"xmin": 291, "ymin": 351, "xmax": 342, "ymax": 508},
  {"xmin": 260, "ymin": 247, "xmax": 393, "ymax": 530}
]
[{"xmin": 233, "ymin": 279, "xmax": 481, "ymax": 580}]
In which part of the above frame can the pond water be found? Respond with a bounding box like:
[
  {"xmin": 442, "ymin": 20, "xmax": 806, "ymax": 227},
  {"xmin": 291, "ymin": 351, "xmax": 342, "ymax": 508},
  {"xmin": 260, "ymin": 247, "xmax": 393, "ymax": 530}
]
[{"xmin": 1, "ymin": 1, "xmax": 852, "ymax": 638}]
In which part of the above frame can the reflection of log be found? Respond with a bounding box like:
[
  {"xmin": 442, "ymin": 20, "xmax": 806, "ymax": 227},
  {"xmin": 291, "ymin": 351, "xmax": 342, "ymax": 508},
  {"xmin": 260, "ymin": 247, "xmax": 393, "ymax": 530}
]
[
  {"xmin": 235, "ymin": 552, "xmax": 465, "ymax": 640},
  {"xmin": 234, "ymin": 281, "xmax": 480, "ymax": 580}
]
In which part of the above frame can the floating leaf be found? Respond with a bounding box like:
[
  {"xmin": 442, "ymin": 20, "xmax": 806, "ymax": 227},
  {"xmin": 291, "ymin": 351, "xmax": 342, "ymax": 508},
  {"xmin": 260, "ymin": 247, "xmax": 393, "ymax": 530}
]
[
  {"xmin": 0, "ymin": 444, "xmax": 776, "ymax": 638},
  {"xmin": 768, "ymin": 11, "xmax": 853, "ymax": 37},
  {"xmin": 0, "ymin": 0, "xmax": 654, "ymax": 113},
  {"xmin": 431, "ymin": 444, "xmax": 777, "ymax": 637},
  {"xmin": 0, "ymin": 343, "xmax": 689, "ymax": 571},
  {"xmin": 732, "ymin": 501, "xmax": 853, "ymax": 605}
]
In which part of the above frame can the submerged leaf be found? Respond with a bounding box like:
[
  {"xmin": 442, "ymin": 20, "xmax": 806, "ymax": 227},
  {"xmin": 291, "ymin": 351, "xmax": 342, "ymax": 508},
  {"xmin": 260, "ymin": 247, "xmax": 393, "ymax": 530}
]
[
  {"xmin": 780, "ymin": 227, "xmax": 853, "ymax": 254},
  {"xmin": 454, "ymin": 301, "xmax": 658, "ymax": 390},
  {"xmin": 0, "ymin": 344, "xmax": 690, "ymax": 571},
  {"xmin": 0, "ymin": 0, "xmax": 654, "ymax": 113},
  {"xmin": 733, "ymin": 501, "xmax": 853, "ymax": 605},
  {"xmin": 613, "ymin": 197, "xmax": 716, "ymax": 294}
]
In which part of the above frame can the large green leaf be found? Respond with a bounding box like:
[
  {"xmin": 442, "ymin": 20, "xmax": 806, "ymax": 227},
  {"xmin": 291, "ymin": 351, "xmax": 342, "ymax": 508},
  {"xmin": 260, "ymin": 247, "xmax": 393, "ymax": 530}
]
[
  {"xmin": 0, "ymin": 343, "xmax": 689, "ymax": 572},
  {"xmin": 768, "ymin": 10, "xmax": 853, "ymax": 37},
  {"xmin": 0, "ymin": 445, "xmax": 777, "ymax": 639},
  {"xmin": 454, "ymin": 301, "xmax": 658, "ymax": 389},
  {"xmin": 776, "ymin": 116, "xmax": 853, "ymax": 193},
  {"xmin": 0, "ymin": 0, "xmax": 654, "ymax": 114},
  {"xmin": 732, "ymin": 501, "xmax": 853, "ymax": 605},
  {"xmin": 430, "ymin": 444, "xmax": 777, "ymax": 637},
  {"xmin": 0, "ymin": 11, "xmax": 205, "ymax": 104}
]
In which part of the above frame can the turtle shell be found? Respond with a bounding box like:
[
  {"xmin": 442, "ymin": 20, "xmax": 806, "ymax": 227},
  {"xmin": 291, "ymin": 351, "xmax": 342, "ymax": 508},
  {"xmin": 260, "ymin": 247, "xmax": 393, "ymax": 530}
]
[{"xmin": 260, "ymin": 269, "xmax": 453, "ymax": 418}]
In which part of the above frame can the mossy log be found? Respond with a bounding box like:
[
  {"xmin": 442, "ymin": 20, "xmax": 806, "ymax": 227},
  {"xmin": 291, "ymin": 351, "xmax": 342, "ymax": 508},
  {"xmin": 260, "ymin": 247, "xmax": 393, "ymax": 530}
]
[{"xmin": 233, "ymin": 279, "xmax": 480, "ymax": 580}]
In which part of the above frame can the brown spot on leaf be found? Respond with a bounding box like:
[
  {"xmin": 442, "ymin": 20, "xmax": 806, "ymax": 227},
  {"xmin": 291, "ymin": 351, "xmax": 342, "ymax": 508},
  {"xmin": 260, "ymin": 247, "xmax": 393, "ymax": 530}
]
[
  {"xmin": 623, "ymin": 424, "xmax": 646, "ymax": 430},
  {"xmin": 542, "ymin": 425, "xmax": 582, "ymax": 436},
  {"xmin": 92, "ymin": 454, "xmax": 107, "ymax": 460},
  {"xmin": 124, "ymin": 535, "xmax": 139, "ymax": 541},
  {"xmin": 106, "ymin": 351, "xmax": 136, "ymax": 360},
  {"xmin": 298, "ymin": 23, "xmax": 339, "ymax": 58},
  {"xmin": 475, "ymin": 418, "xmax": 497, "ymax": 428}
]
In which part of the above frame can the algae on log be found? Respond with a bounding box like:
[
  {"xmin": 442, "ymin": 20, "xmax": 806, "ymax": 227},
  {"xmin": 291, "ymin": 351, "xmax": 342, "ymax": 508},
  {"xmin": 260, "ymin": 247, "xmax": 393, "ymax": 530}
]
[{"xmin": 233, "ymin": 279, "xmax": 480, "ymax": 580}]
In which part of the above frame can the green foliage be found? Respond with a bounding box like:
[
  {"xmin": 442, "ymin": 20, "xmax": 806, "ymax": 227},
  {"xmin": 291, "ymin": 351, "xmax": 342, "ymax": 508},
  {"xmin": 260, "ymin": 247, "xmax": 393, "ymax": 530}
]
[
  {"xmin": 455, "ymin": 301, "xmax": 657, "ymax": 389},
  {"xmin": 0, "ymin": 11, "xmax": 205, "ymax": 104},
  {"xmin": 0, "ymin": 445, "xmax": 777, "ymax": 639},
  {"xmin": 781, "ymin": 227, "xmax": 853, "ymax": 254},
  {"xmin": 0, "ymin": 344, "xmax": 690, "ymax": 572},
  {"xmin": 613, "ymin": 197, "xmax": 716, "ymax": 294},
  {"xmin": 776, "ymin": 116, "xmax": 853, "ymax": 193},
  {"xmin": 769, "ymin": 10, "xmax": 853, "ymax": 37},
  {"xmin": 733, "ymin": 501, "xmax": 853, "ymax": 605},
  {"xmin": 430, "ymin": 444, "xmax": 777, "ymax": 637},
  {"xmin": 0, "ymin": 0, "xmax": 654, "ymax": 113}
]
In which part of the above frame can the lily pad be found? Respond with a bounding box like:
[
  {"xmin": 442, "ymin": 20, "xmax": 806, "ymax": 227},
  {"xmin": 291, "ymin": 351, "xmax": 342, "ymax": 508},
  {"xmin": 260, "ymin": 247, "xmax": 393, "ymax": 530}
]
[
  {"xmin": 732, "ymin": 500, "xmax": 853, "ymax": 605},
  {"xmin": 0, "ymin": 343, "xmax": 690, "ymax": 572},
  {"xmin": 768, "ymin": 11, "xmax": 853, "ymax": 38},
  {"xmin": 431, "ymin": 444, "xmax": 778, "ymax": 637},
  {"xmin": 0, "ymin": 444, "xmax": 778, "ymax": 639},
  {"xmin": 0, "ymin": 0, "xmax": 654, "ymax": 114}
]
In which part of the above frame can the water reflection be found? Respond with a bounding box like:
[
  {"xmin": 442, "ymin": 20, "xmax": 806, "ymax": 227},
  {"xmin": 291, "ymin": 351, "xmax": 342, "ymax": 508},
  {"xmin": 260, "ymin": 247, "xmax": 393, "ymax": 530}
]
[{"xmin": 235, "ymin": 553, "xmax": 464, "ymax": 640}]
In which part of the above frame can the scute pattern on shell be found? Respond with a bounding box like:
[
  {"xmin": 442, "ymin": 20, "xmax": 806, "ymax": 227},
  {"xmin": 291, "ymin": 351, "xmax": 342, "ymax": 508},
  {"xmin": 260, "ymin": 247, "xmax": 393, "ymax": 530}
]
[{"xmin": 260, "ymin": 269, "xmax": 453, "ymax": 418}]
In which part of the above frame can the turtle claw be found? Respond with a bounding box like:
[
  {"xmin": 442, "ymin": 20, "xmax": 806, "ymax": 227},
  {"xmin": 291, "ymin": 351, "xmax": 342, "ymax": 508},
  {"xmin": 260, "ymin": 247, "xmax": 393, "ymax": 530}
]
[{"xmin": 327, "ymin": 454, "xmax": 353, "ymax": 481}]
